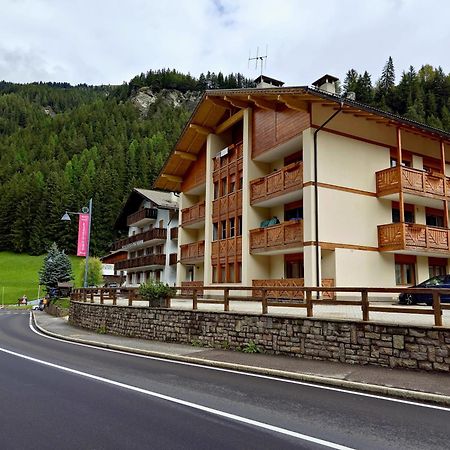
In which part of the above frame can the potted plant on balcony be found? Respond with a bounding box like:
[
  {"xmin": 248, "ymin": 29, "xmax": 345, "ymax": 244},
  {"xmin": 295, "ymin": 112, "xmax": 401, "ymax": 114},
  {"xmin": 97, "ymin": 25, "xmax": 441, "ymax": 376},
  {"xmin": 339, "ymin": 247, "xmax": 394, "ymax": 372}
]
[{"xmin": 139, "ymin": 280, "xmax": 176, "ymax": 307}]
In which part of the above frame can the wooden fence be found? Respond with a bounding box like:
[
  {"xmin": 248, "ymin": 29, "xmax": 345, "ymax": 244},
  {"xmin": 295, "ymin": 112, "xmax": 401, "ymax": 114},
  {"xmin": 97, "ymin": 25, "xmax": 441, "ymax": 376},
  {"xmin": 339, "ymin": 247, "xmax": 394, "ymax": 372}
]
[{"xmin": 71, "ymin": 286, "xmax": 450, "ymax": 327}]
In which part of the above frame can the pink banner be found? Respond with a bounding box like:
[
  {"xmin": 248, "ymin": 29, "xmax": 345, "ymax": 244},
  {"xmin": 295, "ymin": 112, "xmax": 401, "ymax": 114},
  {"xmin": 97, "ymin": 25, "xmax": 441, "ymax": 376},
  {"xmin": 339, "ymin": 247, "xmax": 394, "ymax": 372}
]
[{"xmin": 77, "ymin": 213, "xmax": 90, "ymax": 256}]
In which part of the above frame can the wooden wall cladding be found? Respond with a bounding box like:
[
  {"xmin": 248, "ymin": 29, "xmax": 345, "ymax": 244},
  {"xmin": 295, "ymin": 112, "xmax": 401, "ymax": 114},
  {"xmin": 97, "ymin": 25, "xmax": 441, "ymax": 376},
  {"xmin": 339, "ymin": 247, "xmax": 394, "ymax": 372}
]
[
  {"xmin": 252, "ymin": 107, "xmax": 310, "ymax": 158},
  {"xmin": 181, "ymin": 148, "xmax": 206, "ymax": 192}
]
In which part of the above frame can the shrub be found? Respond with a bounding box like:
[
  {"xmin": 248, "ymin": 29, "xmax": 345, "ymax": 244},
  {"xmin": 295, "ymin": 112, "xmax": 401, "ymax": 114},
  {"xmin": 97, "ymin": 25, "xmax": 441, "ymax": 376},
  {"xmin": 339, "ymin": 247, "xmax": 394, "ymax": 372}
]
[{"xmin": 139, "ymin": 281, "xmax": 176, "ymax": 307}]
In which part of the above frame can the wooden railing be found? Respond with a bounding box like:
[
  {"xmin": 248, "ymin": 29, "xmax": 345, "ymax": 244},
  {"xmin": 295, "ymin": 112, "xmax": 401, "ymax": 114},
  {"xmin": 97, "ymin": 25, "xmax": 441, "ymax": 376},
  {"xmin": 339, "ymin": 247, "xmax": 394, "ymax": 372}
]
[
  {"xmin": 180, "ymin": 240, "xmax": 205, "ymax": 263},
  {"xmin": 112, "ymin": 228, "xmax": 167, "ymax": 251},
  {"xmin": 378, "ymin": 223, "xmax": 450, "ymax": 253},
  {"xmin": 249, "ymin": 220, "xmax": 303, "ymax": 253},
  {"xmin": 376, "ymin": 166, "xmax": 447, "ymax": 198},
  {"xmin": 181, "ymin": 202, "xmax": 205, "ymax": 227},
  {"xmin": 212, "ymin": 190, "xmax": 242, "ymax": 219},
  {"xmin": 211, "ymin": 236, "xmax": 242, "ymax": 258},
  {"xmin": 115, "ymin": 254, "xmax": 166, "ymax": 270},
  {"xmin": 126, "ymin": 208, "xmax": 157, "ymax": 226},
  {"xmin": 71, "ymin": 286, "xmax": 450, "ymax": 327},
  {"xmin": 250, "ymin": 162, "xmax": 303, "ymax": 205}
]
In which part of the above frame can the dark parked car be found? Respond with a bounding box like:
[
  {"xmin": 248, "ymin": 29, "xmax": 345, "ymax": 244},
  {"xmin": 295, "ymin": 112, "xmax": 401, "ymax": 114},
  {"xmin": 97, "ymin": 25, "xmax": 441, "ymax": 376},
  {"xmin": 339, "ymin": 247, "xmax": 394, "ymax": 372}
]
[{"xmin": 399, "ymin": 275, "xmax": 450, "ymax": 305}]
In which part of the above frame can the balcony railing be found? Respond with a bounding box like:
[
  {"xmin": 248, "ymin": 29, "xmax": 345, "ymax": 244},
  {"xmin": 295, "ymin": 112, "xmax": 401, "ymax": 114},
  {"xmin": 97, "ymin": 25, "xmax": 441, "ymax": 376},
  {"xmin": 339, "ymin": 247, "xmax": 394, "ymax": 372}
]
[
  {"xmin": 181, "ymin": 201, "xmax": 205, "ymax": 227},
  {"xmin": 211, "ymin": 236, "xmax": 242, "ymax": 258},
  {"xmin": 126, "ymin": 208, "xmax": 158, "ymax": 226},
  {"xmin": 250, "ymin": 162, "xmax": 303, "ymax": 205},
  {"xmin": 250, "ymin": 220, "xmax": 303, "ymax": 253},
  {"xmin": 376, "ymin": 166, "xmax": 447, "ymax": 199},
  {"xmin": 170, "ymin": 227, "xmax": 178, "ymax": 240},
  {"xmin": 212, "ymin": 191, "xmax": 242, "ymax": 219},
  {"xmin": 180, "ymin": 240, "xmax": 205, "ymax": 264},
  {"xmin": 112, "ymin": 228, "xmax": 167, "ymax": 251},
  {"xmin": 378, "ymin": 223, "xmax": 450, "ymax": 254},
  {"xmin": 115, "ymin": 254, "xmax": 166, "ymax": 270}
]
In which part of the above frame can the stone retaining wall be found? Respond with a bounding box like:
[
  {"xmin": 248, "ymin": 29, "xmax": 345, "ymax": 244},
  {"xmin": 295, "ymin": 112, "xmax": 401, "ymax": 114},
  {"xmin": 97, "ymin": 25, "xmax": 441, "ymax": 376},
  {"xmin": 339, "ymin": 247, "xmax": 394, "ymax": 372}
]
[{"xmin": 69, "ymin": 302, "xmax": 450, "ymax": 372}]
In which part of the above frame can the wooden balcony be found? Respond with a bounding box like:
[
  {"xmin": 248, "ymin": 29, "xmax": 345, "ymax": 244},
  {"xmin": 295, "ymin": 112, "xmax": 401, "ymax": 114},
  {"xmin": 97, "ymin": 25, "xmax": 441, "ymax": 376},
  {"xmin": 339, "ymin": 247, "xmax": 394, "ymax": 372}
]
[
  {"xmin": 115, "ymin": 254, "xmax": 166, "ymax": 270},
  {"xmin": 211, "ymin": 236, "xmax": 242, "ymax": 259},
  {"xmin": 252, "ymin": 278, "xmax": 334, "ymax": 300},
  {"xmin": 250, "ymin": 162, "xmax": 303, "ymax": 207},
  {"xmin": 112, "ymin": 228, "xmax": 167, "ymax": 251},
  {"xmin": 181, "ymin": 201, "xmax": 205, "ymax": 228},
  {"xmin": 376, "ymin": 167, "xmax": 448, "ymax": 205},
  {"xmin": 126, "ymin": 208, "xmax": 158, "ymax": 227},
  {"xmin": 180, "ymin": 240, "xmax": 205, "ymax": 264},
  {"xmin": 170, "ymin": 227, "xmax": 178, "ymax": 240},
  {"xmin": 250, "ymin": 220, "xmax": 303, "ymax": 255},
  {"xmin": 378, "ymin": 223, "xmax": 450, "ymax": 255},
  {"xmin": 212, "ymin": 191, "xmax": 242, "ymax": 219}
]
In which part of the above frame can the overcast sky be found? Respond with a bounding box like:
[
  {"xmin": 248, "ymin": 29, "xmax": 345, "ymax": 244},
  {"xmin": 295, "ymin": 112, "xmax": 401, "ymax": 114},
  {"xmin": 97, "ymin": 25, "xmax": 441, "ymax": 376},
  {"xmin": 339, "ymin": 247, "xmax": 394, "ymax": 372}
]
[{"xmin": 1, "ymin": 0, "xmax": 449, "ymax": 86}]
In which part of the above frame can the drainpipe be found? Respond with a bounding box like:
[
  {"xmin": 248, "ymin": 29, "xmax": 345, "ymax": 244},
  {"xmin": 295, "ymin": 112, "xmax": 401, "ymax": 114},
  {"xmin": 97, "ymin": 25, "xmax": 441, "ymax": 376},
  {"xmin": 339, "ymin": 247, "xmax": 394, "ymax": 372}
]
[{"xmin": 312, "ymin": 100, "xmax": 344, "ymax": 294}]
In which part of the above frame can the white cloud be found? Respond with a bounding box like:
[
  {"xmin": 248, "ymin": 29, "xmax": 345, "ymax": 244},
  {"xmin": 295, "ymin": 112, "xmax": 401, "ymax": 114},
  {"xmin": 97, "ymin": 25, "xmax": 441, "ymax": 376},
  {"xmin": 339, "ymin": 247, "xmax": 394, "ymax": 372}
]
[{"xmin": 0, "ymin": 0, "xmax": 449, "ymax": 85}]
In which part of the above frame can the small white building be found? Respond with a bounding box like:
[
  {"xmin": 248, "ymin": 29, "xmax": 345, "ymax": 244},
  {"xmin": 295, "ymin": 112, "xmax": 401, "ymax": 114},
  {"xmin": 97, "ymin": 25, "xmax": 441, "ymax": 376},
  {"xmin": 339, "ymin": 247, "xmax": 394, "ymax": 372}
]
[{"xmin": 112, "ymin": 188, "xmax": 179, "ymax": 286}]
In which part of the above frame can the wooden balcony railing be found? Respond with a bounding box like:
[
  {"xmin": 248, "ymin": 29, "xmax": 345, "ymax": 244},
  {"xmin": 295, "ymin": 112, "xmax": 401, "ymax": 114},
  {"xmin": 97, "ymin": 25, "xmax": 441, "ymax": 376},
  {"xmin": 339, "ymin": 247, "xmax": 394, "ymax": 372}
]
[
  {"xmin": 112, "ymin": 228, "xmax": 167, "ymax": 251},
  {"xmin": 211, "ymin": 236, "xmax": 242, "ymax": 258},
  {"xmin": 115, "ymin": 254, "xmax": 166, "ymax": 270},
  {"xmin": 181, "ymin": 201, "xmax": 205, "ymax": 227},
  {"xmin": 212, "ymin": 191, "xmax": 242, "ymax": 219},
  {"xmin": 376, "ymin": 166, "xmax": 447, "ymax": 198},
  {"xmin": 250, "ymin": 161, "xmax": 303, "ymax": 205},
  {"xmin": 170, "ymin": 227, "xmax": 178, "ymax": 240},
  {"xmin": 180, "ymin": 240, "xmax": 205, "ymax": 263},
  {"xmin": 378, "ymin": 223, "xmax": 450, "ymax": 253},
  {"xmin": 126, "ymin": 208, "xmax": 158, "ymax": 226},
  {"xmin": 213, "ymin": 142, "xmax": 243, "ymax": 172},
  {"xmin": 252, "ymin": 278, "xmax": 334, "ymax": 300},
  {"xmin": 250, "ymin": 220, "xmax": 303, "ymax": 253}
]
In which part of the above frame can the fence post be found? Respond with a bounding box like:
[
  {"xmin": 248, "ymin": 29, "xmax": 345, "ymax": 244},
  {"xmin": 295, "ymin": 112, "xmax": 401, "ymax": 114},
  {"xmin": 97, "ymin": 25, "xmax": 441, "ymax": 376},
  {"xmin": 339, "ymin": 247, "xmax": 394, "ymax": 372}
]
[
  {"xmin": 261, "ymin": 288, "xmax": 267, "ymax": 314},
  {"xmin": 90, "ymin": 290, "xmax": 94, "ymax": 304},
  {"xmin": 100, "ymin": 289, "xmax": 104, "ymax": 305},
  {"xmin": 112, "ymin": 289, "xmax": 117, "ymax": 306},
  {"xmin": 224, "ymin": 288, "xmax": 229, "ymax": 312},
  {"xmin": 361, "ymin": 289, "xmax": 369, "ymax": 322},
  {"xmin": 192, "ymin": 288, "xmax": 198, "ymax": 310},
  {"xmin": 128, "ymin": 289, "xmax": 134, "ymax": 307},
  {"xmin": 306, "ymin": 290, "xmax": 313, "ymax": 317},
  {"xmin": 432, "ymin": 291, "xmax": 443, "ymax": 327}
]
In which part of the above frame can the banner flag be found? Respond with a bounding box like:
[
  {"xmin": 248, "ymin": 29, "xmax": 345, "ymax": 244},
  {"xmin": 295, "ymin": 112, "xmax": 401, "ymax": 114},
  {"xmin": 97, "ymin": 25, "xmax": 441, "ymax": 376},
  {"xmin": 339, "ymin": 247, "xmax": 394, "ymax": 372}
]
[{"xmin": 77, "ymin": 213, "xmax": 90, "ymax": 257}]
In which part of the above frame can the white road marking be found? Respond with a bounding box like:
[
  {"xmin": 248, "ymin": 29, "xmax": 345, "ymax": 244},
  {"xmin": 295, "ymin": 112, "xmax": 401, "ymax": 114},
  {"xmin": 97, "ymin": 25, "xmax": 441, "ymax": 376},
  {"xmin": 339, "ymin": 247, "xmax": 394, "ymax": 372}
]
[
  {"xmin": 0, "ymin": 344, "xmax": 353, "ymax": 450},
  {"xmin": 28, "ymin": 314, "xmax": 450, "ymax": 412}
]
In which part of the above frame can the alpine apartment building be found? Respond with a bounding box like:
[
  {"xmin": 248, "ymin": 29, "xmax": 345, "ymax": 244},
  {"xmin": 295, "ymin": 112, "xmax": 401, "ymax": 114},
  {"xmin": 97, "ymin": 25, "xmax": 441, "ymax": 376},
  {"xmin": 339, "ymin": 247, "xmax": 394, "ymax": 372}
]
[
  {"xmin": 111, "ymin": 188, "xmax": 179, "ymax": 286},
  {"xmin": 154, "ymin": 75, "xmax": 450, "ymax": 295}
]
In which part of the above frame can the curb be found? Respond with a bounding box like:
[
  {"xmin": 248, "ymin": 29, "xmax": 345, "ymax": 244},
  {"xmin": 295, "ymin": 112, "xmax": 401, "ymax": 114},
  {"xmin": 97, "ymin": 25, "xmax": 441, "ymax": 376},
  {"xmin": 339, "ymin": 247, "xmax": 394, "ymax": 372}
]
[{"xmin": 32, "ymin": 313, "xmax": 450, "ymax": 407}]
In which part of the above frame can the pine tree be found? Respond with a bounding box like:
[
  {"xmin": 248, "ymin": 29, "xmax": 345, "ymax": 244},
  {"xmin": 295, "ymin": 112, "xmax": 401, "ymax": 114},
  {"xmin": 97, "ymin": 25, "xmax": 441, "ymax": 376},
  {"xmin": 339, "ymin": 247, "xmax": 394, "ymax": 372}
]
[{"xmin": 39, "ymin": 242, "xmax": 73, "ymax": 291}]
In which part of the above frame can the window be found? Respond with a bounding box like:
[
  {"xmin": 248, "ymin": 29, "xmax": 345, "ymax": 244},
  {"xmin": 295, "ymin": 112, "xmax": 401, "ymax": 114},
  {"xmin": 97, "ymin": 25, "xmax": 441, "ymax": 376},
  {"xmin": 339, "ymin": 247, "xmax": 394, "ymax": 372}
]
[
  {"xmin": 426, "ymin": 208, "xmax": 444, "ymax": 228},
  {"xmin": 238, "ymin": 171, "xmax": 243, "ymax": 190},
  {"xmin": 212, "ymin": 222, "xmax": 218, "ymax": 241},
  {"xmin": 212, "ymin": 265, "xmax": 217, "ymax": 283},
  {"xmin": 392, "ymin": 204, "xmax": 414, "ymax": 224},
  {"xmin": 159, "ymin": 220, "xmax": 164, "ymax": 229},
  {"xmin": 285, "ymin": 207, "xmax": 303, "ymax": 221},
  {"xmin": 237, "ymin": 263, "xmax": 242, "ymax": 283},
  {"xmin": 213, "ymin": 181, "xmax": 219, "ymax": 200},
  {"xmin": 221, "ymin": 177, "xmax": 227, "ymax": 196},
  {"xmin": 229, "ymin": 217, "xmax": 235, "ymax": 238},
  {"xmin": 285, "ymin": 255, "xmax": 304, "ymax": 279},
  {"xmin": 221, "ymin": 220, "xmax": 227, "ymax": 239},
  {"xmin": 229, "ymin": 263, "xmax": 235, "ymax": 282},
  {"xmin": 187, "ymin": 267, "xmax": 194, "ymax": 282},
  {"xmin": 237, "ymin": 216, "xmax": 242, "ymax": 236},
  {"xmin": 395, "ymin": 255, "xmax": 416, "ymax": 285},
  {"xmin": 429, "ymin": 257, "xmax": 447, "ymax": 278},
  {"xmin": 229, "ymin": 174, "xmax": 236, "ymax": 193},
  {"xmin": 220, "ymin": 265, "xmax": 226, "ymax": 283}
]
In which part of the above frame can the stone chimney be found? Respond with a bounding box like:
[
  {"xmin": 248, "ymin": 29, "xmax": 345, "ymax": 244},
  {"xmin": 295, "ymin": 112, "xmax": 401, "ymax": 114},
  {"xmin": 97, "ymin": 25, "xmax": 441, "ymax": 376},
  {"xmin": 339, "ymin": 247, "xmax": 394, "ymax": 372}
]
[
  {"xmin": 254, "ymin": 75, "xmax": 284, "ymax": 89},
  {"xmin": 312, "ymin": 74, "xmax": 339, "ymax": 94}
]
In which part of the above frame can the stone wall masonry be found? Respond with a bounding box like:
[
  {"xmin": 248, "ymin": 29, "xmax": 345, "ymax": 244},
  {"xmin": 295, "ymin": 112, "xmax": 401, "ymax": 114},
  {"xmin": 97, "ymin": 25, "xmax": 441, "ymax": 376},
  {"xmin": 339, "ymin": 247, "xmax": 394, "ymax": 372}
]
[{"xmin": 69, "ymin": 302, "xmax": 450, "ymax": 372}]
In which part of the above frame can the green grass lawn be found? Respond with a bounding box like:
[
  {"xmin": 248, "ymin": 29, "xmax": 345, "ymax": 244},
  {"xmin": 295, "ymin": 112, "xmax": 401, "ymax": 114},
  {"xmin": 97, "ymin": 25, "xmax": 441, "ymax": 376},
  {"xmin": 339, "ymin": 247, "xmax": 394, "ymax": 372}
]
[{"xmin": 0, "ymin": 252, "xmax": 83, "ymax": 305}]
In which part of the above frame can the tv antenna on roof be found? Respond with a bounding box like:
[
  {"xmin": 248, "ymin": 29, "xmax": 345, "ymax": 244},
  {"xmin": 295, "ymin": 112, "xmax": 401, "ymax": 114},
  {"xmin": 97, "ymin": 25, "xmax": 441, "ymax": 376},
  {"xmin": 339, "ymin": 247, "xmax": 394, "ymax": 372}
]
[{"xmin": 248, "ymin": 45, "xmax": 268, "ymax": 77}]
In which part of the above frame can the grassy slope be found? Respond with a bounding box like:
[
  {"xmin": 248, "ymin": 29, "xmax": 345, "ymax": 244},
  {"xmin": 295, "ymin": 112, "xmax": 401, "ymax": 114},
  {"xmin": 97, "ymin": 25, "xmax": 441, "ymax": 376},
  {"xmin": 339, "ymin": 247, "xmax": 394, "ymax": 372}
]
[{"xmin": 0, "ymin": 252, "xmax": 83, "ymax": 305}]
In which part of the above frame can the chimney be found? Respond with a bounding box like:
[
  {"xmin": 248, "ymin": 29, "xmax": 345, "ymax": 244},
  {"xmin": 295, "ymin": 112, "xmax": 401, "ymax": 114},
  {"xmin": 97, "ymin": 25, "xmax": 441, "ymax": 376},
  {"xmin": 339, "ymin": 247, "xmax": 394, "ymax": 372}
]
[
  {"xmin": 312, "ymin": 74, "xmax": 339, "ymax": 94},
  {"xmin": 254, "ymin": 75, "xmax": 284, "ymax": 89}
]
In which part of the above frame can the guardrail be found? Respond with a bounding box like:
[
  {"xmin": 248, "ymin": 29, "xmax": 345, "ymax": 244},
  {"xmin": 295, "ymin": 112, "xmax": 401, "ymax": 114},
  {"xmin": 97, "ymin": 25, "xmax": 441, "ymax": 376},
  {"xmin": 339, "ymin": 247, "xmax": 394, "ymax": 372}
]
[{"xmin": 71, "ymin": 286, "xmax": 450, "ymax": 327}]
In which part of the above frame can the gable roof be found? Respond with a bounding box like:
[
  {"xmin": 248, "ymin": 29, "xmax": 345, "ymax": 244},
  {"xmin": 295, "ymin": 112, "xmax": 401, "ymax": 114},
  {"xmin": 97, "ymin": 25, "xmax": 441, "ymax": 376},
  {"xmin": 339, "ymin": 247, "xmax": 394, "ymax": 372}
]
[{"xmin": 153, "ymin": 85, "xmax": 450, "ymax": 193}]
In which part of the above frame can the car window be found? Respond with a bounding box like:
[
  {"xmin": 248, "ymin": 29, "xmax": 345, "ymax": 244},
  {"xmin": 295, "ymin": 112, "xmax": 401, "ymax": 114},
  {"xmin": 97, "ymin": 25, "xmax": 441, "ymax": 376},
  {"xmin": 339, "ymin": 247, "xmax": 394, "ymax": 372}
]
[{"xmin": 423, "ymin": 276, "xmax": 446, "ymax": 287}]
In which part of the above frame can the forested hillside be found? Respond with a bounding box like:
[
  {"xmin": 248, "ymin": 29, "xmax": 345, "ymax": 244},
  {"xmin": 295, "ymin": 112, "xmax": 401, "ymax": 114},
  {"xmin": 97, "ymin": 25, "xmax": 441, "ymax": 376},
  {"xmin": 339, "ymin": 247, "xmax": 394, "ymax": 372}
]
[{"xmin": 1, "ymin": 63, "xmax": 450, "ymax": 258}]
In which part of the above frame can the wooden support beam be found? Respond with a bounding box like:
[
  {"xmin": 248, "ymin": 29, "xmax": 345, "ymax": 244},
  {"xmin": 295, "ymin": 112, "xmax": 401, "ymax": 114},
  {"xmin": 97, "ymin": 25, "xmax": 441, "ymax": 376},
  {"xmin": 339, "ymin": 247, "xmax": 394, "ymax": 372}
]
[
  {"xmin": 247, "ymin": 95, "xmax": 277, "ymax": 110},
  {"xmin": 397, "ymin": 127, "xmax": 405, "ymax": 223},
  {"xmin": 224, "ymin": 96, "xmax": 249, "ymax": 109},
  {"xmin": 277, "ymin": 95, "xmax": 308, "ymax": 111},
  {"xmin": 161, "ymin": 174, "xmax": 182, "ymax": 183},
  {"xmin": 205, "ymin": 95, "xmax": 232, "ymax": 109},
  {"xmin": 174, "ymin": 150, "xmax": 197, "ymax": 161},
  {"xmin": 189, "ymin": 123, "xmax": 213, "ymax": 135},
  {"xmin": 214, "ymin": 109, "xmax": 244, "ymax": 135}
]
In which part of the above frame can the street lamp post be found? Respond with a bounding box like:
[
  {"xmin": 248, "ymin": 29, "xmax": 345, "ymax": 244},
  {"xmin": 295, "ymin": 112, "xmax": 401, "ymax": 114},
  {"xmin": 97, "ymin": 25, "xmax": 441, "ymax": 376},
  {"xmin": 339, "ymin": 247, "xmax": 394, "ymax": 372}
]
[{"xmin": 61, "ymin": 198, "xmax": 93, "ymax": 288}]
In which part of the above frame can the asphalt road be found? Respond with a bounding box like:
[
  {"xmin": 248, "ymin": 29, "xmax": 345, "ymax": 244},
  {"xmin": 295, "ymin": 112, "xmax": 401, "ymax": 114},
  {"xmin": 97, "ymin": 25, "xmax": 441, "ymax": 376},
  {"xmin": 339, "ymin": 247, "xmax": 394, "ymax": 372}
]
[{"xmin": 0, "ymin": 310, "xmax": 449, "ymax": 450}]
